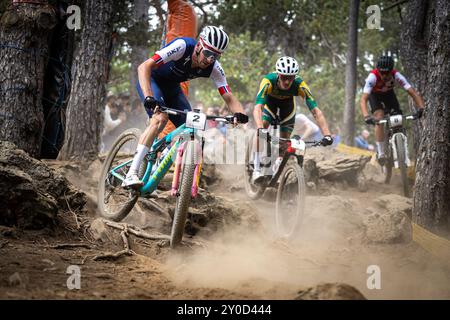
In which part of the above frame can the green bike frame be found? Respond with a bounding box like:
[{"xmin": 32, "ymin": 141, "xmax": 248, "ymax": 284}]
[{"xmin": 109, "ymin": 123, "xmax": 194, "ymax": 195}]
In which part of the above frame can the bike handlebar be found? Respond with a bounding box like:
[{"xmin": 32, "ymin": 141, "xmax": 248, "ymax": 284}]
[
  {"xmin": 375, "ymin": 114, "xmax": 417, "ymax": 125},
  {"xmin": 259, "ymin": 130, "xmax": 323, "ymax": 147},
  {"xmin": 156, "ymin": 105, "xmax": 235, "ymax": 124}
]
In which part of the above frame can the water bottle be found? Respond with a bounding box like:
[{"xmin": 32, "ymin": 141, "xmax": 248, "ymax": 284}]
[{"xmin": 272, "ymin": 157, "xmax": 283, "ymax": 175}]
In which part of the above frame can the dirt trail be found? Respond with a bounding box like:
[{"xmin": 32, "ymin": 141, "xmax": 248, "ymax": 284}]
[{"xmin": 1, "ymin": 154, "xmax": 449, "ymax": 300}]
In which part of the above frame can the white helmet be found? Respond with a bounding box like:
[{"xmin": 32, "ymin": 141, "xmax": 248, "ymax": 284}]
[
  {"xmin": 199, "ymin": 26, "xmax": 229, "ymax": 54},
  {"xmin": 276, "ymin": 56, "xmax": 299, "ymax": 76}
]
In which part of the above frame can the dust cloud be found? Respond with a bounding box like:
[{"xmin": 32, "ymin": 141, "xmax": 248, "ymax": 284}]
[{"xmin": 164, "ymin": 164, "xmax": 450, "ymax": 300}]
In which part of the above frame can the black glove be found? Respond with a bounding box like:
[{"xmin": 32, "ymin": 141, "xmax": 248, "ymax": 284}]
[
  {"xmin": 144, "ymin": 96, "xmax": 158, "ymax": 111},
  {"xmin": 233, "ymin": 112, "xmax": 249, "ymax": 124},
  {"xmin": 321, "ymin": 135, "xmax": 333, "ymax": 146},
  {"xmin": 364, "ymin": 116, "xmax": 376, "ymax": 125},
  {"xmin": 414, "ymin": 108, "xmax": 424, "ymax": 119}
]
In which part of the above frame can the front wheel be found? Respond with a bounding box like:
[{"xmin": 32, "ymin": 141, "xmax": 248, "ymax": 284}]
[
  {"xmin": 395, "ymin": 134, "xmax": 409, "ymax": 197},
  {"xmin": 98, "ymin": 128, "xmax": 145, "ymax": 221},
  {"xmin": 170, "ymin": 140, "xmax": 197, "ymax": 248},
  {"xmin": 275, "ymin": 161, "xmax": 306, "ymax": 239}
]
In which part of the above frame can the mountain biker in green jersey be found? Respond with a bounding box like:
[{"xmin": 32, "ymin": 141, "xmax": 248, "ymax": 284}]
[{"xmin": 252, "ymin": 56, "xmax": 333, "ymax": 182}]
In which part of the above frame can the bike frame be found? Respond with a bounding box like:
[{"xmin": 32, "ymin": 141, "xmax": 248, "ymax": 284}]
[
  {"xmin": 379, "ymin": 114, "xmax": 414, "ymax": 168},
  {"xmin": 109, "ymin": 123, "xmax": 203, "ymax": 196},
  {"xmin": 255, "ymin": 128, "xmax": 318, "ymax": 188}
]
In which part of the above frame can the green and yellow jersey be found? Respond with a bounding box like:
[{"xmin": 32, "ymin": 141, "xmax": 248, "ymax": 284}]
[{"xmin": 255, "ymin": 72, "xmax": 317, "ymax": 111}]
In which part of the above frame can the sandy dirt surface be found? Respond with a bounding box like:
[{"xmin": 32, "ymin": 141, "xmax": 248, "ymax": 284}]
[{"xmin": 1, "ymin": 155, "xmax": 449, "ymax": 300}]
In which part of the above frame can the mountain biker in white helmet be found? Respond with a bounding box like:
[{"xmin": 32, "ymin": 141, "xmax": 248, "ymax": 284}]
[
  {"xmin": 252, "ymin": 56, "xmax": 333, "ymax": 182},
  {"xmin": 122, "ymin": 25, "xmax": 248, "ymax": 188}
]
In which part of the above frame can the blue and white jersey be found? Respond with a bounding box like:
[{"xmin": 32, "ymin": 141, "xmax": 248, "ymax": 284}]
[{"xmin": 150, "ymin": 37, "xmax": 231, "ymax": 95}]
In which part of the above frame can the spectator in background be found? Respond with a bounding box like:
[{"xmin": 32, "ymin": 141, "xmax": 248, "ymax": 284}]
[
  {"xmin": 103, "ymin": 96, "xmax": 126, "ymax": 135},
  {"xmin": 101, "ymin": 96, "xmax": 127, "ymax": 152},
  {"xmin": 354, "ymin": 129, "xmax": 374, "ymax": 151},
  {"xmin": 292, "ymin": 113, "xmax": 322, "ymax": 142},
  {"xmin": 128, "ymin": 99, "xmax": 148, "ymax": 130},
  {"xmin": 331, "ymin": 126, "xmax": 341, "ymax": 148}
]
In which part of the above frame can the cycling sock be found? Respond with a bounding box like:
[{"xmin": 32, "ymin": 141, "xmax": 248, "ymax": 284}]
[
  {"xmin": 376, "ymin": 141, "xmax": 385, "ymax": 156},
  {"xmin": 128, "ymin": 144, "xmax": 149, "ymax": 176},
  {"xmin": 253, "ymin": 152, "xmax": 262, "ymax": 171}
]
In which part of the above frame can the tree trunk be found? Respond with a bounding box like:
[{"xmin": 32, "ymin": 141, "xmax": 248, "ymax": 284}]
[
  {"xmin": 400, "ymin": 0, "xmax": 431, "ymax": 154},
  {"xmin": 0, "ymin": 2, "xmax": 56, "ymax": 158},
  {"xmin": 129, "ymin": 0, "xmax": 150, "ymax": 104},
  {"xmin": 59, "ymin": 0, "xmax": 114, "ymax": 161},
  {"xmin": 342, "ymin": 0, "xmax": 360, "ymax": 146},
  {"xmin": 409, "ymin": 0, "xmax": 450, "ymax": 234}
]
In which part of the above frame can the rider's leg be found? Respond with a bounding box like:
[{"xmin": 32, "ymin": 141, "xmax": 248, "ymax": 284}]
[
  {"xmin": 368, "ymin": 93, "xmax": 386, "ymax": 158},
  {"xmin": 124, "ymin": 80, "xmax": 168, "ymax": 187},
  {"xmin": 253, "ymin": 103, "xmax": 275, "ymax": 173},
  {"xmin": 374, "ymin": 109, "xmax": 385, "ymax": 156},
  {"xmin": 124, "ymin": 112, "xmax": 169, "ymax": 186}
]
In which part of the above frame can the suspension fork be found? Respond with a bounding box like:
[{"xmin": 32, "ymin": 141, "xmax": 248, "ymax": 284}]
[
  {"xmin": 171, "ymin": 140, "xmax": 186, "ymax": 196},
  {"xmin": 191, "ymin": 137, "xmax": 205, "ymax": 198}
]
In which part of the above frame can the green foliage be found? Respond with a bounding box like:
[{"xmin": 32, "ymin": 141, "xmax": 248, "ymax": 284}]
[{"xmin": 106, "ymin": 0, "xmax": 411, "ymax": 136}]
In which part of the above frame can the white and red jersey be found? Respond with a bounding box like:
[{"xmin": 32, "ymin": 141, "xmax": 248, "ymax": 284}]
[{"xmin": 363, "ymin": 69, "xmax": 412, "ymax": 94}]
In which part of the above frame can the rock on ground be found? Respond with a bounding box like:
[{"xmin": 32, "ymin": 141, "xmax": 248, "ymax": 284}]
[
  {"xmin": 363, "ymin": 194, "xmax": 412, "ymax": 244},
  {"xmin": 0, "ymin": 141, "xmax": 86, "ymax": 229},
  {"xmin": 304, "ymin": 149, "xmax": 371, "ymax": 187}
]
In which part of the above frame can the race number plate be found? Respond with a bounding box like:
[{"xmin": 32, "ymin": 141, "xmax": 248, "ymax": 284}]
[
  {"xmin": 290, "ymin": 138, "xmax": 306, "ymax": 151},
  {"xmin": 389, "ymin": 115, "xmax": 403, "ymax": 128},
  {"xmin": 186, "ymin": 111, "xmax": 207, "ymax": 130}
]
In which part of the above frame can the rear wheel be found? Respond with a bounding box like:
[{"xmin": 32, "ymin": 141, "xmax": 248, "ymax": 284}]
[
  {"xmin": 170, "ymin": 140, "xmax": 197, "ymax": 248},
  {"xmin": 275, "ymin": 161, "xmax": 306, "ymax": 239},
  {"xmin": 243, "ymin": 131, "xmax": 265, "ymax": 200},
  {"xmin": 98, "ymin": 128, "xmax": 146, "ymax": 221},
  {"xmin": 395, "ymin": 134, "xmax": 409, "ymax": 197}
]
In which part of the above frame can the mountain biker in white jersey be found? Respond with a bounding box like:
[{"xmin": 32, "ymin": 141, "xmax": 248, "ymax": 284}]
[{"xmin": 360, "ymin": 55, "xmax": 425, "ymax": 165}]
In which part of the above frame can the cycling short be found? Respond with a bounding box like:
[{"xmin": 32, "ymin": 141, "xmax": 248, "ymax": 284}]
[
  {"xmin": 261, "ymin": 96, "xmax": 296, "ymax": 133},
  {"xmin": 136, "ymin": 77, "xmax": 191, "ymax": 128},
  {"xmin": 369, "ymin": 90, "xmax": 402, "ymax": 115}
]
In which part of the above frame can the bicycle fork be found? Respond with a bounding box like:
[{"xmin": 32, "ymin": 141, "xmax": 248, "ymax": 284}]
[
  {"xmin": 390, "ymin": 132, "xmax": 411, "ymax": 168},
  {"xmin": 171, "ymin": 140, "xmax": 204, "ymax": 198}
]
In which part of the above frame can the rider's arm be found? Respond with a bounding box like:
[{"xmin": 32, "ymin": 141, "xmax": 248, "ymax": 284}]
[
  {"xmin": 310, "ymin": 108, "xmax": 331, "ymax": 136},
  {"xmin": 360, "ymin": 93, "xmax": 370, "ymax": 118},
  {"xmin": 253, "ymin": 77, "xmax": 272, "ymax": 129},
  {"xmin": 298, "ymin": 80, "xmax": 318, "ymax": 111},
  {"xmin": 137, "ymin": 59, "xmax": 157, "ymax": 98},
  {"xmin": 395, "ymin": 71, "xmax": 425, "ymax": 109},
  {"xmin": 222, "ymin": 92, "xmax": 245, "ymax": 114},
  {"xmin": 407, "ymin": 88, "xmax": 425, "ymax": 109},
  {"xmin": 138, "ymin": 39, "xmax": 187, "ymax": 98},
  {"xmin": 296, "ymin": 80, "xmax": 330, "ymax": 136},
  {"xmin": 360, "ymin": 73, "xmax": 376, "ymax": 118},
  {"xmin": 210, "ymin": 62, "xmax": 244, "ymax": 114}
]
